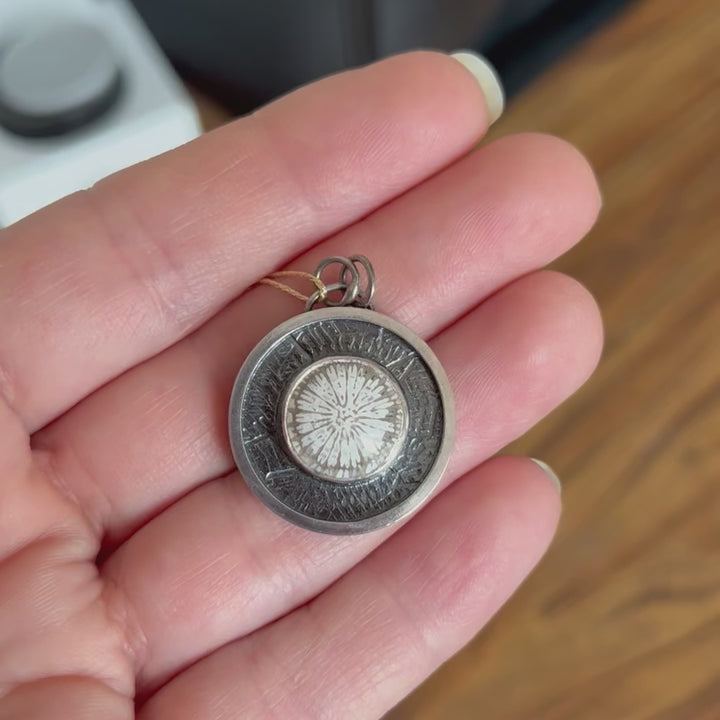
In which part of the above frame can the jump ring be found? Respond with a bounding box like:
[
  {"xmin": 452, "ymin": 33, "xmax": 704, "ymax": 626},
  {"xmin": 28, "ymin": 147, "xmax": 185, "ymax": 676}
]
[
  {"xmin": 305, "ymin": 282, "xmax": 349, "ymax": 312},
  {"xmin": 342, "ymin": 254, "xmax": 376, "ymax": 307},
  {"xmin": 313, "ymin": 256, "xmax": 359, "ymax": 307}
]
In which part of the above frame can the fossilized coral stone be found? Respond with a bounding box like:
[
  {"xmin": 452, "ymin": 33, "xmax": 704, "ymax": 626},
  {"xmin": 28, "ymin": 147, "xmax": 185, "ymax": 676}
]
[{"xmin": 282, "ymin": 356, "xmax": 408, "ymax": 482}]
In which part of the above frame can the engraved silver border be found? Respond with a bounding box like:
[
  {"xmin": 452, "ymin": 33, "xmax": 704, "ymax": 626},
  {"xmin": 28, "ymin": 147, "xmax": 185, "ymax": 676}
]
[{"xmin": 228, "ymin": 307, "xmax": 455, "ymax": 535}]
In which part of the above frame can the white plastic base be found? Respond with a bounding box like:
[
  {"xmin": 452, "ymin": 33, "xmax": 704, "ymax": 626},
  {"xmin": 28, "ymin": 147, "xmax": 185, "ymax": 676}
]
[{"xmin": 0, "ymin": 0, "xmax": 201, "ymax": 227}]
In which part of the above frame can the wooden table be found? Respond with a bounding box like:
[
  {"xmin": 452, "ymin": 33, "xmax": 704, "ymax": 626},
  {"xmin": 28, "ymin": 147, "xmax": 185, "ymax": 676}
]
[
  {"xmin": 193, "ymin": 0, "xmax": 720, "ymax": 714},
  {"xmin": 390, "ymin": 0, "xmax": 720, "ymax": 717}
]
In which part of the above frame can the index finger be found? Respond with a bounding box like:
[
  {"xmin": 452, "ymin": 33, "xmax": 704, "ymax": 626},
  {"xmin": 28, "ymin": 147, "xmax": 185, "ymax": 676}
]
[{"xmin": 0, "ymin": 51, "xmax": 492, "ymax": 430}]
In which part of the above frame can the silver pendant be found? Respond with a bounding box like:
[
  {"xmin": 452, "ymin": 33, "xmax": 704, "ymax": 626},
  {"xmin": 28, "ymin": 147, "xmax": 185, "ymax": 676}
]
[{"xmin": 229, "ymin": 256, "xmax": 454, "ymax": 534}]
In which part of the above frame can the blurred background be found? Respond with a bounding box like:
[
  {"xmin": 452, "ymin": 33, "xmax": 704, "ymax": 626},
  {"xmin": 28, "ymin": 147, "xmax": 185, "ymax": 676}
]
[
  {"xmin": 130, "ymin": 0, "xmax": 631, "ymax": 112},
  {"xmin": 2, "ymin": 0, "xmax": 718, "ymax": 717}
]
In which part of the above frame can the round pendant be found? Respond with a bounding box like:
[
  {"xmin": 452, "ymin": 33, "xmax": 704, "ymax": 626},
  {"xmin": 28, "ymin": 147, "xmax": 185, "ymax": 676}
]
[{"xmin": 229, "ymin": 306, "xmax": 454, "ymax": 534}]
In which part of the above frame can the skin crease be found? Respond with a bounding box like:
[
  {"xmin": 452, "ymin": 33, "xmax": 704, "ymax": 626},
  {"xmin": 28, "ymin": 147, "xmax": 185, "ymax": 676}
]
[{"xmin": 0, "ymin": 52, "xmax": 602, "ymax": 719}]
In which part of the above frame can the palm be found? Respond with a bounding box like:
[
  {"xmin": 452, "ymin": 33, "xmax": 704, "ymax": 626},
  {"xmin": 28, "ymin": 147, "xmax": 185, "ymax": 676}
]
[{"xmin": 0, "ymin": 53, "xmax": 601, "ymax": 719}]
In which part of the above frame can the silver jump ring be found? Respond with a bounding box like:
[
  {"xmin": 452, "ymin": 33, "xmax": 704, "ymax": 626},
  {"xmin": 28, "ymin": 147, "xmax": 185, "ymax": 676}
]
[
  {"xmin": 305, "ymin": 255, "xmax": 376, "ymax": 311},
  {"xmin": 305, "ymin": 282, "xmax": 349, "ymax": 312},
  {"xmin": 342, "ymin": 255, "xmax": 376, "ymax": 308},
  {"xmin": 313, "ymin": 256, "xmax": 359, "ymax": 307}
]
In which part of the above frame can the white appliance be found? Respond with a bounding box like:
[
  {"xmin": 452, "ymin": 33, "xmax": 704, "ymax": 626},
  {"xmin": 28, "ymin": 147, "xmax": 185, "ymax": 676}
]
[{"xmin": 0, "ymin": 0, "xmax": 201, "ymax": 226}]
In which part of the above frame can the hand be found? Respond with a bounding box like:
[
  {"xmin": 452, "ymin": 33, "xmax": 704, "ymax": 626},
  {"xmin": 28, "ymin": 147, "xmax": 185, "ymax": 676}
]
[{"xmin": 0, "ymin": 52, "xmax": 602, "ymax": 719}]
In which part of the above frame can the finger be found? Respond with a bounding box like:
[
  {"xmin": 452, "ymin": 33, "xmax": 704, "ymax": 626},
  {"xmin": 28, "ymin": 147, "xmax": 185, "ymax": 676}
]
[
  {"xmin": 139, "ymin": 456, "xmax": 561, "ymax": 720},
  {"xmin": 0, "ymin": 678, "xmax": 132, "ymax": 720},
  {"xmin": 0, "ymin": 388, "xmax": 95, "ymax": 565},
  {"xmin": 0, "ymin": 51, "xmax": 488, "ymax": 430},
  {"xmin": 0, "ymin": 536, "xmax": 133, "ymax": 699},
  {"xmin": 102, "ymin": 271, "xmax": 602, "ymax": 692},
  {"xmin": 0, "ymin": 395, "xmax": 86, "ymax": 561},
  {"xmin": 0, "ymin": 407, "xmax": 133, "ymax": 709},
  {"xmin": 36, "ymin": 133, "xmax": 600, "ymax": 542}
]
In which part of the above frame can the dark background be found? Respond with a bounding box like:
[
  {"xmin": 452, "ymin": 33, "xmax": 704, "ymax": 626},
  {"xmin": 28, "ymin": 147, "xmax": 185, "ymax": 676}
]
[{"xmin": 131, "ymin": 0, "xmax": 631, "ymax": 111}]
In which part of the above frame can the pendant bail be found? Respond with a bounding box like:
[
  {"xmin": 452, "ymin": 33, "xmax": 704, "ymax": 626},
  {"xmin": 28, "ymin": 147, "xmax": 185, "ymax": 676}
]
[{"xmin": 305, "ymin": 254, "xmax": 376, "ymax": 311}]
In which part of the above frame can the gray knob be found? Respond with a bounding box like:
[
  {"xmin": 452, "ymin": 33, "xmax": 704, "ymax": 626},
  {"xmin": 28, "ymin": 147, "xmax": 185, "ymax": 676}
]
[{"xmin": 0, "ymin": 22, "xmax": 123, "ymax": 137}]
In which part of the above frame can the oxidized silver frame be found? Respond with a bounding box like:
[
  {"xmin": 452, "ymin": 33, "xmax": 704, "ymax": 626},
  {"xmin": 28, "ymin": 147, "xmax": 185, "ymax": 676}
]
[{"xmin": 229, "ymin": 307, "xmax": 455, "ymax": 535}]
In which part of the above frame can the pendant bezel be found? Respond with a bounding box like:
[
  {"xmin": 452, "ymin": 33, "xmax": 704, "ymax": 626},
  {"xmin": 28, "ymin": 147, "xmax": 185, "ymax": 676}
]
[{"xmin": 229, "ymin": 306, "xmax": 454, "ymax": 535}]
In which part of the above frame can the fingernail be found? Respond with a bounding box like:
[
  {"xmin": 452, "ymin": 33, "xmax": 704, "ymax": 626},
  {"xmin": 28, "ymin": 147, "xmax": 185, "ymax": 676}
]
[
  {"xmin": 530, "ymin": 459, "xmax": 562, "ymax": 495},
  {"xmin": 450, "ymin": 51, "xmax": 505, "ymax": 125}
]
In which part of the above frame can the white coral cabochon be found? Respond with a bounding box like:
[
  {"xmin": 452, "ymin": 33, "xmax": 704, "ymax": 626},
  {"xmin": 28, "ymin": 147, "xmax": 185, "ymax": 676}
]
[{"xmin": 282, "ymin": 356, "xmax": 408, "ymax": 482}]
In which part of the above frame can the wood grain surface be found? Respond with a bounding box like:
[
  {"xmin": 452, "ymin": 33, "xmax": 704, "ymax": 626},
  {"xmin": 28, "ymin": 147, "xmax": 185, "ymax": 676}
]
[{"xmin": 191, "ymin": 0, "xmax": 720, "ymax": 715}]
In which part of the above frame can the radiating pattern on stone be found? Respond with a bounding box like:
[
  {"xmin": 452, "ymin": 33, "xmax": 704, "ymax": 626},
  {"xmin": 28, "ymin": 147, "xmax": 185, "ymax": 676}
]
[{"xmin": 283, "ymin": 356, "xmax": 408, "ymax": 482}]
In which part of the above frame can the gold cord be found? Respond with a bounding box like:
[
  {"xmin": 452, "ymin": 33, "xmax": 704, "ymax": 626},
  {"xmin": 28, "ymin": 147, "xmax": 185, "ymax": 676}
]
[{"xmin": 258, "ymin": 270, "xmax": 327, "ymax": 303}]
